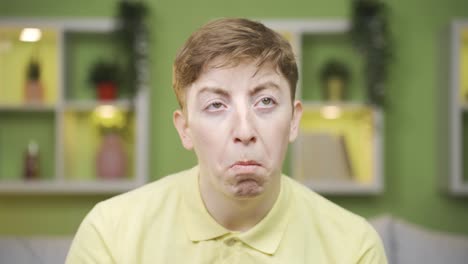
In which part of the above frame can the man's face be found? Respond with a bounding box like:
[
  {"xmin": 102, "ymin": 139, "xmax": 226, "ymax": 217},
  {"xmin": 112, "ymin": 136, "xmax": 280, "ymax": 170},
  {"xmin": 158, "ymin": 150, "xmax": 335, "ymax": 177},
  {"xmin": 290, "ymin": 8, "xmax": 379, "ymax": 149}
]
[{"xmin": 174, "ymin": 59, "xmax": 302, "ymax": 199}]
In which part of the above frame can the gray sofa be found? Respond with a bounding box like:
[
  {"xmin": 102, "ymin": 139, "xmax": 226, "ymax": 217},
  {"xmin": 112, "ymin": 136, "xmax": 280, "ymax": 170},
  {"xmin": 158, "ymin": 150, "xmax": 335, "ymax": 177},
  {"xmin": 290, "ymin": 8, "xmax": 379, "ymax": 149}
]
[
  {"xmin": 370, "ymin": 215, "xmax": 468, "ymax": 264},
  {"xmin": 0, "ymin": 215, "xmax": 467, "ymax": 264},
  {"xmin": 0, "ymin": 236, "xmax": 71, "ymax": 264}
]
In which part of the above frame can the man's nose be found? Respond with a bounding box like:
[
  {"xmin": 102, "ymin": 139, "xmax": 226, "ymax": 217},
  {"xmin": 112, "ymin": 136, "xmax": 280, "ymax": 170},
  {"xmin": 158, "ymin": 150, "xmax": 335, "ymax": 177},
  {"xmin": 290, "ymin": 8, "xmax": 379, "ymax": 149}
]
[{"xmin": 233, "ymin": 108, "xmax": 257, "ymax": 145}]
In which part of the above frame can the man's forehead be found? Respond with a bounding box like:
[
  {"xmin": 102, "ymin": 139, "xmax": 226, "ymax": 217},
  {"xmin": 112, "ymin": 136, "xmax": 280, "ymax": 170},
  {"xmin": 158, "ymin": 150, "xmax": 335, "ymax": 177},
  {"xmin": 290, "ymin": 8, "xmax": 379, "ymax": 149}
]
[
  {"xmin": 205, "ymin": 57, "xmax": 278, "ymax": 74},
  {"xmin": 194, "ymin": 61, "xmax": 283, "ymax": 89}
]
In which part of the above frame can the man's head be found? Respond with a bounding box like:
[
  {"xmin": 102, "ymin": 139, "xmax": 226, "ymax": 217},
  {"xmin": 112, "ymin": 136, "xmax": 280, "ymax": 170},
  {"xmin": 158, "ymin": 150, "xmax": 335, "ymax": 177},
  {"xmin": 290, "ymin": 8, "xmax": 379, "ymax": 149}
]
[
  {"xmin": 173, "ymin": 18, "xmax": 298, "ymax": 110},
  {"xmin": 173, "ymin": 18, "xmax": 302, "ymax": 202}
]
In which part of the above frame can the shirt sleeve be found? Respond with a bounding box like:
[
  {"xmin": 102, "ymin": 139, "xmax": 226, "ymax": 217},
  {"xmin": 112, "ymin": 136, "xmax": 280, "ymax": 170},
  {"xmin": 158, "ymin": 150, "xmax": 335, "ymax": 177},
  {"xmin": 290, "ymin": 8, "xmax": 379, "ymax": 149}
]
[
  {"xmin": 356, "ymin": 225, "xmax": 388, "ymax": 264},
  {"xmin": 65, "ymin": 204, "xmax": 116, "ymax": 264}
]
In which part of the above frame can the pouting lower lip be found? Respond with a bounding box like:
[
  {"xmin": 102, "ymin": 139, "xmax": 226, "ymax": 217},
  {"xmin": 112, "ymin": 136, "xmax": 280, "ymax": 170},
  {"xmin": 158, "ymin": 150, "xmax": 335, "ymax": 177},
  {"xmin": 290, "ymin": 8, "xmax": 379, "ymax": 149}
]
[
  {"xmin": 229, "ymin": 164, "xmax": 261, "ymax": 176},
  {"xmin": 231, "ymin": 161, "xmax": 261, "ymax": 167}
]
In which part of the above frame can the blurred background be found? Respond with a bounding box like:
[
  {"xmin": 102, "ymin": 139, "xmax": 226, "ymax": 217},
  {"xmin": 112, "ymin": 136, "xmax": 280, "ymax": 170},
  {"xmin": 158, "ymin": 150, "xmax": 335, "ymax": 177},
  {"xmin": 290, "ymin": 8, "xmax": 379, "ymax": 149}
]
[{"xmin": 0, "ymin": 0, "xmax": 468, "ymax": 262}]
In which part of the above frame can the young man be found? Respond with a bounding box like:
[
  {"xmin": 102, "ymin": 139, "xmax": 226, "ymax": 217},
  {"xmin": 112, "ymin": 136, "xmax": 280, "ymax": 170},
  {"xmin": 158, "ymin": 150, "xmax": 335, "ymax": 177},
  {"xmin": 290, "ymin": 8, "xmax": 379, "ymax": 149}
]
[{"xmin": 66, "ymin": 18, "xmax": 387, "ymax": 263}]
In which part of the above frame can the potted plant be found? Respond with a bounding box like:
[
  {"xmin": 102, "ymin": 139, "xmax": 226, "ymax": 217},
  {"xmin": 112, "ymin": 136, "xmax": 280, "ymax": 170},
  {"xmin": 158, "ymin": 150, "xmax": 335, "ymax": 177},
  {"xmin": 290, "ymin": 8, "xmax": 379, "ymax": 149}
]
[
  {"xmin": 320, "ymin": 59, "xmax": 350, "ymax": 102},
  {"xmin": 24, "ymin": 59, "xmax": 44, "ymax": 103},
  {"xmin": 88, "ymin": 60, "xmax": 121, "ymax": 101}
]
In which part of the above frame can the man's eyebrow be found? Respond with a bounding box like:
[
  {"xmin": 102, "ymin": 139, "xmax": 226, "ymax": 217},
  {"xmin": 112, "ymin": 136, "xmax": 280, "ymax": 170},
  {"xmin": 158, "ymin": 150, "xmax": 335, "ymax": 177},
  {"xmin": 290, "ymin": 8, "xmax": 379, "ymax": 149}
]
[
  {"xmin": 250, "ymin": 81, "xmax": 281, "ymax": 95},
  {"xmin": 197, "ymin": 87, "xmax": 230, "ymax": 98}
]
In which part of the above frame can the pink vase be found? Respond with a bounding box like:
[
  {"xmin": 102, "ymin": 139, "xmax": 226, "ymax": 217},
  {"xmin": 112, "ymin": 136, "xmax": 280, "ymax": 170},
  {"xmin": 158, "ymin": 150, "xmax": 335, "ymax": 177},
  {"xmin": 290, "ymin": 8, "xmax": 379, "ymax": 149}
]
[
  {"xmin": 24, "ymin": 80, "xmax": 44, "ymax": 103},
  {"xmin": 96, "ymin": 132, "xmax": 127, "ymax": 179}
]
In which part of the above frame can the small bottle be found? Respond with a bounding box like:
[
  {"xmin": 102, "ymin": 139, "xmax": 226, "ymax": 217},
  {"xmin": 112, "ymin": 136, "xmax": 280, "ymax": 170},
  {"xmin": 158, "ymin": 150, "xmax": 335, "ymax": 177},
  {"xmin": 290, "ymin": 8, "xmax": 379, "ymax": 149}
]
[{"xmin": 24, "ymin": 140, "xmax": 40, "ymax": 180}]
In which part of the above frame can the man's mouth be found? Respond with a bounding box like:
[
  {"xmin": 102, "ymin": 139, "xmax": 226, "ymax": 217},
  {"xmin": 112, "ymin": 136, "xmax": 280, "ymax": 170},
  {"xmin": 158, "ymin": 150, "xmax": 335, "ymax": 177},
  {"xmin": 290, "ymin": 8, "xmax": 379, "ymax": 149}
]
[
  {"xmin": 231, "ymin": 160, "xmax": 261, "ymax": 167},
  {"xmin": 230, "ymin": 160, "xmax": 262, "ymax": 174}
]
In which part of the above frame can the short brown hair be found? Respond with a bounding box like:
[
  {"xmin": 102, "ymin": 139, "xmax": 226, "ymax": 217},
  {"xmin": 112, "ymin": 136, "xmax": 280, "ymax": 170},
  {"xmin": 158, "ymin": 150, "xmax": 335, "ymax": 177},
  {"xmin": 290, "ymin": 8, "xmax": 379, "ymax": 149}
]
[{"xmin": 172, "ymin": 18, "xmax": 298, "ymax": 108}]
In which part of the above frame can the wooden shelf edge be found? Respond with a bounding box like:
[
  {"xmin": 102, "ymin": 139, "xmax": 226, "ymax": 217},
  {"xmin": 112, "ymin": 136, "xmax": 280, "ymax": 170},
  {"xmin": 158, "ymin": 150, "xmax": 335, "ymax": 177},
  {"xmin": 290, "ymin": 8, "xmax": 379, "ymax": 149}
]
[
  {"xmin": 63, "ymin": 99, "xmax": 133, "ymax": 111},
  {"xmin": 448, "ymin": 182, "xmax": 468, "ymax": 196},
  {"xmin": 0, "ymin": 180, "xmax": 143, "ymax": 195},
  {"xmin": 303, "ymin": 180, "xmax": 383, "ymax": 195},
  {"xmin": 0, "ymin": 104, "xmax": 56, "ymax": 112},
  {"xmin": 460, "ymin": 103, "xmax": 468, "ymax": 111},
  {"xmin": 301, "ymin": 101, "xmax": 379, "ymax": 110}
]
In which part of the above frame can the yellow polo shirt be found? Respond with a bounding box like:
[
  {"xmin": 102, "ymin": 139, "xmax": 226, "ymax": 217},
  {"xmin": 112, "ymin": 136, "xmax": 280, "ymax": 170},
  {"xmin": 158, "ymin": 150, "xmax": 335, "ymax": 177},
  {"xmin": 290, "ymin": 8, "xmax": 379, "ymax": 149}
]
[{"xmin": 66, "ymin": 166, "xmax": 387, "ymax": 263}]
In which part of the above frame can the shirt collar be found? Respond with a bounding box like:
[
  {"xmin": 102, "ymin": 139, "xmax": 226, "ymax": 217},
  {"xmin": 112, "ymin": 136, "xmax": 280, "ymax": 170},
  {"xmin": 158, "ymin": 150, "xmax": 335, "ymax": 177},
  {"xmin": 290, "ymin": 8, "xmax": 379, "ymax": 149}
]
[
  {"xmin": 181, "ymin": 166, "xmax": 292, "ymax": 255},
  {"xmin": 238, "ymin": 175, "xmax": 291, "ymax": 255}
]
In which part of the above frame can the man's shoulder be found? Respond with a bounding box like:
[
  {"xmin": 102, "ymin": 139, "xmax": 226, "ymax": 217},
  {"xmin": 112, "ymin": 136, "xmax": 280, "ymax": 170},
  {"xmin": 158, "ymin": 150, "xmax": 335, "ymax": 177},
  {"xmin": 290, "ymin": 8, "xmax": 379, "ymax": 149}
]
[
  {"xmin": 94, "ymin": 167, "xmax": 195, "ymax": 217},
  {"xmin": 283, "ymin": 176, "xmax": 372, "ymax": 234},
  {"xmin": 282, "ymin": 176, "xmax": 387, "ymax": 262}
]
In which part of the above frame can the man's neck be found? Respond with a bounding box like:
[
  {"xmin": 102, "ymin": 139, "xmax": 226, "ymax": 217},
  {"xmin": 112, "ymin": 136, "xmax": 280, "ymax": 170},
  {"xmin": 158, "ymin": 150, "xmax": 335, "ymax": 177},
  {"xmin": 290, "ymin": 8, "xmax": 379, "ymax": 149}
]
[{"xmin": 199, "ymin": 174, "xmax": 281, "ymax": 232}]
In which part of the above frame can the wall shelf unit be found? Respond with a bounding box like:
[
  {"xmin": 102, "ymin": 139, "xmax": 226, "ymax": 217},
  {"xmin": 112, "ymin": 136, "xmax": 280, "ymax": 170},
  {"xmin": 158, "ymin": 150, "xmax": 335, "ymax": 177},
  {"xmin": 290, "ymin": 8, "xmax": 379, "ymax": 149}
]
[
  {"xmin": 448, "ymin": 20, "xmax": 468, "ymax": 195},
  {"xmin": 0, "ymin": 18, "xmax": 149, "ymax": 194},
  {"xmin": 262, "ymin": 19, "xmax": 384, "ymax": 195}
]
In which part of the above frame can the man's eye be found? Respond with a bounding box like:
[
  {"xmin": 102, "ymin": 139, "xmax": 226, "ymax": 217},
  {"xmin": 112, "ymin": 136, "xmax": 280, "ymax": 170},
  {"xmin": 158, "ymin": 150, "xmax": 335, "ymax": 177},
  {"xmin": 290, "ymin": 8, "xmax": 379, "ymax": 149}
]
[
  {"xmin": 211, "ymin": 102, "xmax": 223, "ymax": 108},
  {"xmin": 261, "ymin": 98, "xmax": 273, "ymax": 105},
  {"xmin": 205, "ymin": 101, "xmax": 225, "ymax": 111},
  {"xmin": 257, "ymin": 97, "xmax": 276, "ymax": 107}
]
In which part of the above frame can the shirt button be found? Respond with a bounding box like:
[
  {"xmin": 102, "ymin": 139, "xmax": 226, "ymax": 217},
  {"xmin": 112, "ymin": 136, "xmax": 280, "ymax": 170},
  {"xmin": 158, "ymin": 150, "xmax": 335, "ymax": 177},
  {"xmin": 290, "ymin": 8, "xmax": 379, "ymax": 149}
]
[{"xmin": 224, "ymin": 238, "xmax": 239, "ymax": 246}]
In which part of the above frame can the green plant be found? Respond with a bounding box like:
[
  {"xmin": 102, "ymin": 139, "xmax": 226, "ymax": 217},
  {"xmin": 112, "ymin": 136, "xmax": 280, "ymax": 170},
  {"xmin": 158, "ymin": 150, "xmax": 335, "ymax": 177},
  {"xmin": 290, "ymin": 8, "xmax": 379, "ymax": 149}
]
[
  {"xmin": 88, "ymin": 60, "xmax": 121, "ymax": 86},
  {"xmin": 320, "ymin": 59, "xmax": 351, "ymax": 101},
  {"xmin": 26, "ymin": 59, "xmax": 40, "ymax": 81},
  {"xmin": 115, "ymin": 0, "xmax": 149, "ymax": 96},
  {"xmin": 350, "ymin": 0, "xmax": 392, "ymax": 106},
  {"xmin": 320, "ymin": 59, "xmax": 350, "ymax": 85}
]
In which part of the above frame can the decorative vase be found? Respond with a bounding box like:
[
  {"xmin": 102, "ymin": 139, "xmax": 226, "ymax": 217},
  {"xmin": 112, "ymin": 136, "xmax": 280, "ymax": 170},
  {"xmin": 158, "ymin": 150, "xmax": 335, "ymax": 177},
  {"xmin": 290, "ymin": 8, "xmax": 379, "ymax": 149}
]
[
  {"xmin": 320, "ymin": 59, "xmax": 350, "ymax": 102},
  {"xmin": 96, "ymin": 132, "xmax": 127, "ymax": 179},
  {"xmin": 24, "ymin": 80, "xmax": 44, "ymax": 103}
]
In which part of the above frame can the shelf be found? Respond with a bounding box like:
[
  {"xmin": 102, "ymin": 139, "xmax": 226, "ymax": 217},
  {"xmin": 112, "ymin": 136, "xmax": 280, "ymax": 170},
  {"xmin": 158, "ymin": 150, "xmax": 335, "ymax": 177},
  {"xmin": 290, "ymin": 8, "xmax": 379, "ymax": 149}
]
[
  {"xmin": 62, "ymin": 109, "xmax": 136, "ymax": 181},
  {"xmin": 0, "ymin": 104, "xmax": 55, "ymax": 112},
  {"xmin": 302, "ymin": 180, "xmax": 383, "ymax": 195},
  {"xmin": 301, "ymin": 33, "xmax": 366, "ymax": 101},
  {"xmin": 291, "ymin": 102, "xmax": 383, "ymax": 195},
  {"xmin": 460, "ymin": 102, "xmax": 468, "ymax": 111},
  {"xmin": 447, "ymin": 183, "xmax": 468, "ymax": 196},
  {"xmin": 0, "ymin": 18, "xmax": 149, "ymax": 195},
  {"xmin": 263, "ymin": 20, "xmax": 384, "ymax": 195},
  {"xmin": 63, "ymin": 99, "xmax": 133, "ymax": 111},
  {"xmin": 0, "ymin": 27, "xmax": 59, "ymax": 105},
  {"xmin": 0, "ymin": 180, "xmax": 142, "ymax": 195},
  {"xmin": 64, "ymin": 30, "xmax": 121, "ymax": 101},
  {"xmin": 448, "ymin": 20, "xmax": 468, "ymax": 195},
  {"xmin": 0, "ymin": 112, "xmax": 56, "ymax": 181},
  {"xmin": 300, "ymin": 101, "xmax": 374, "ymax": 109}
]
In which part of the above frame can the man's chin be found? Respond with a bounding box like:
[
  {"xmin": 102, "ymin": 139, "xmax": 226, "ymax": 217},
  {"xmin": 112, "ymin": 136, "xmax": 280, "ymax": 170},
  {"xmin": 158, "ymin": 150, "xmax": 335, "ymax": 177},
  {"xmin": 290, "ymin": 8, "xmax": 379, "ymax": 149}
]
[{"xmin": 231, "ymin": 180, "xmax": 264, "ymax": 198}]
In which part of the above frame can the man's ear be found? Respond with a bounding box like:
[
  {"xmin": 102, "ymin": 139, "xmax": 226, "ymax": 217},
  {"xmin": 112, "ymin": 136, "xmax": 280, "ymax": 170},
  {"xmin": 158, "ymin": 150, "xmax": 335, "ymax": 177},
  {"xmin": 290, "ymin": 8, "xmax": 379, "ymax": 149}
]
[
  {"xmin": 289, "ymin": 100, "xmax": 303, "ymax": 142},
  {"xmin": 173, "ymin": 109, "xmax": 194, "ymax": 150}
]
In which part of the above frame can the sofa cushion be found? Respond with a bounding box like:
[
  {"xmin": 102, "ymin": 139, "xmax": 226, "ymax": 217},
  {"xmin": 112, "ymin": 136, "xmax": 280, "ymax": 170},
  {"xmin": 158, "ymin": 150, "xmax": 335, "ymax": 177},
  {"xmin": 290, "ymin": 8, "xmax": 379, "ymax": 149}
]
[
  {"xmin": 369, "ymin": 214, "xmax": 396, "ymax": 264},
  {"xmin": 370, "ymin": 215, "xmax": 468, "ymax": 264},
  {"xmin": 0, "ymin": 237, "xmax": 72, "ymax": 264},
  {"xmin": 394, "ymin": 219, "xmax": 468, "ymax": 264}
]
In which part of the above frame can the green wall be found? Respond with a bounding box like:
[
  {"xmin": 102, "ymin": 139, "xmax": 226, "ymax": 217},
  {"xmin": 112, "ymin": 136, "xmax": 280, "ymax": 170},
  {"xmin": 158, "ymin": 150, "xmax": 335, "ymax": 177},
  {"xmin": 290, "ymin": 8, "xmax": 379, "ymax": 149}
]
[{"xmin": 1, "ymin": 0, "xmax": 468, "ymax": 236}]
